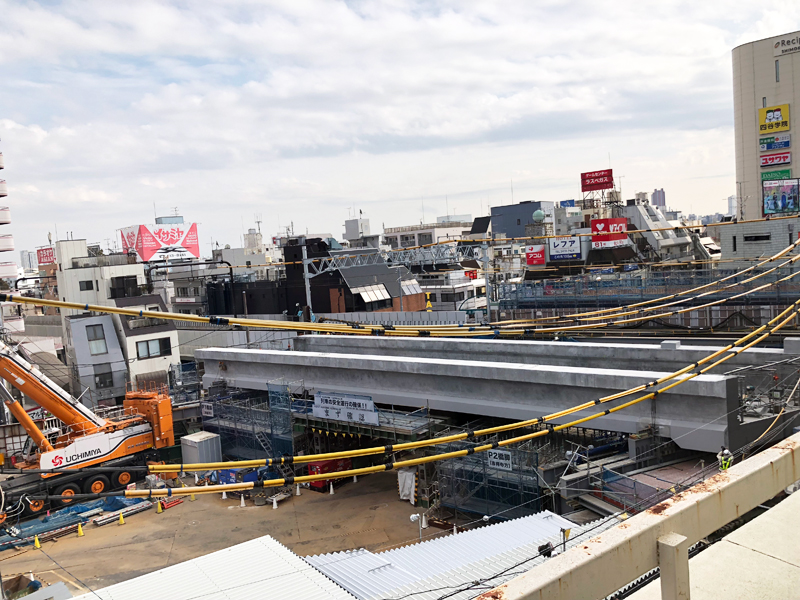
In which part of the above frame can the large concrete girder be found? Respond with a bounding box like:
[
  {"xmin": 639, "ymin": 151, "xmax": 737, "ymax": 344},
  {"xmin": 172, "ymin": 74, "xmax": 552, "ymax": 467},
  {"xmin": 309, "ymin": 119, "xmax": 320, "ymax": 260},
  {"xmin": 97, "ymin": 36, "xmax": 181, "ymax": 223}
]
[
  {"xmin": 293, "ymin": 335, "xmax": 791, "ymax": 375},
  {"xmin": 197, "ymin": 347, "xmax": 736, "ymax": 452}
]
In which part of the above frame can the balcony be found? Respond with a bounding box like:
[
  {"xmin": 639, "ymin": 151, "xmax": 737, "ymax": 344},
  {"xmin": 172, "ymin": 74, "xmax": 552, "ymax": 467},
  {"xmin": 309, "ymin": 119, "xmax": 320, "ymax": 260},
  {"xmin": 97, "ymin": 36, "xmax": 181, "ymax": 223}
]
[
  {"xmin": 0, "ymin": 207, "xmax": 9, "ymax": 225},
  {"xmin": 0, "ymin": 234, "xmax": 14, "ymax": 252},
  {"xmin": 72, "ymin": 254, "xmax": 137, "ymax": 268},
  {"xmin": 127, "ymin": 316, "xmax": 169, "ymax": 330},
  {"xmin": 108, "ymin": 285, "xmax": 145, "ymax": 299},
  {"xmin": 0, "ymin": 262, "xmax": 17, "ymax": 278},
  {"xmin": 0, "ymin": 153, "xmax": 4, "ymax": 169},
  {"xmin": 0, "ymin": 180, "xmax": 6, "ymax": 198}
]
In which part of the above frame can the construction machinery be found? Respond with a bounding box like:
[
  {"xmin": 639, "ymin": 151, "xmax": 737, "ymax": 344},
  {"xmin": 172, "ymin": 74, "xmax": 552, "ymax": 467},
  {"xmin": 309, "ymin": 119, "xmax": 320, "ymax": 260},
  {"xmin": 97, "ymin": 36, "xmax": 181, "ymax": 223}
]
[{"xmin": 0, "ymin": 340, "xmax": 174, "ymax": 520}]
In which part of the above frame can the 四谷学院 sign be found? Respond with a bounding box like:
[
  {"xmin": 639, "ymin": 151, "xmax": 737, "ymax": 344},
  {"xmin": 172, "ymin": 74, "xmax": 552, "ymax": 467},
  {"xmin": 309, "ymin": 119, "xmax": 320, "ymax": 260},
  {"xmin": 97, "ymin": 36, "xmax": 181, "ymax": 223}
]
[
  {"xmin": 758, "ymin": 104, "xmax": 790, "ymax": 135},
  {"xmin": 313, "ymin": 392, "xmax": 379, "ymax": 425},
  {"xmin": 548, "ymin": 236, "xmax": 581, "ymax": 260}
]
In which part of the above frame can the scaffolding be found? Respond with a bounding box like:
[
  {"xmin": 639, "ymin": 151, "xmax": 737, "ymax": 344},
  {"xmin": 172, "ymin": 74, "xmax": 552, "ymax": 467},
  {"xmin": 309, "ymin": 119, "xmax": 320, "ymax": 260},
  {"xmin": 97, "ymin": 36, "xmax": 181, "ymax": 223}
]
[
  {"xmin": 435, "ymin": 435, "xmax": 541, "ymax": 521},
  {"xmin": 200, "ymin": 379, "xmax": 302, "ymax": 470}
]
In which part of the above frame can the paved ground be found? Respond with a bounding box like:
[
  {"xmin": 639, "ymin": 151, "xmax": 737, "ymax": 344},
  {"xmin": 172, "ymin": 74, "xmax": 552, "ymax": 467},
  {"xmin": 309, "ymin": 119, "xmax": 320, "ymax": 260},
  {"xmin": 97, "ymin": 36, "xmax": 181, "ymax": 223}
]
[{"xmin": 0, "ymin": 472, "xmax": 440, "ymax": 596}]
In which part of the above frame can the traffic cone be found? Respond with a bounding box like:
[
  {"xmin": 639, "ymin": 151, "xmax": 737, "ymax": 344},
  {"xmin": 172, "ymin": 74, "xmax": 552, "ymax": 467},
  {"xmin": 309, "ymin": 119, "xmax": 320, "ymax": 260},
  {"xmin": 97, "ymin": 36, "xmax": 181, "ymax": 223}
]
[
  {"xmin": 221, "ymin": 490, "xmax": 227, "ymax": 500},
  {"xmin": 329, "ymin": 482, "xmax": 334, "ymax": 495},
  {"xmin": 353, "ymin": 475, "xmax": 358, "ymax": 483},
  {"xmin": 295, "ymin": 483, "xmax": 301, "ymax": 496},
  {"xmin": 119, "ymin": 512, "xmax": 125, "ymax": 526},
  {"xmin": 157, "ymin": 501, "xmax": 163, "ymax": 514},
  {"xmin": 272, "ymin": 497, "xmax": 278, "ymax": 510},
  {"xmin": 239, "ymin": 494, "xmax": 245, "ymax": 508},
  {"xmin": 190, "ymin": 493, "xmax": 196, "ymax": 502},
  {"xmin": 77, "ymin": 523, "xmax": 84, "ymax": 537},
  {"xmin": 34, "ymin": 535, "xmax": 41, "ymax": 549}
]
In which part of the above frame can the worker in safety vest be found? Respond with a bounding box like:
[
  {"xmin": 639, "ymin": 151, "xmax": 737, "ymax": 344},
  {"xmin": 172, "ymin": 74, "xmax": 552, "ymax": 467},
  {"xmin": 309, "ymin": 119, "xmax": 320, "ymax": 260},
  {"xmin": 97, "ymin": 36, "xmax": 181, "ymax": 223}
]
[{"xmin": 717, "ymin": 446, "xmax": 733, "ymax": 471}]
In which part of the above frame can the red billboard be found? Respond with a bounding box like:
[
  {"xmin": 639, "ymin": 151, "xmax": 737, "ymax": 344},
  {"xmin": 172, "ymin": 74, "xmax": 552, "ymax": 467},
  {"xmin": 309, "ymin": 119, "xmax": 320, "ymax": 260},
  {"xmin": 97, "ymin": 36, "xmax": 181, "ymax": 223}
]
[
  {"xmin": 591, "ymin": 218, "xmax": 628, "ymax": 249},
  {"xmin": 36, "ymin": 247, "xmax": 55, "ymax": 265},
  {"xmin": 120, "ymin": 223, "xmax": 201, "ymax": 262},
  {"xmin": 525, "ymin": 244, "xmax": 546, "ymax": 265},
  {"xmin": 581, "ymin": 169, "xmax": 614, "ymax": 192}
]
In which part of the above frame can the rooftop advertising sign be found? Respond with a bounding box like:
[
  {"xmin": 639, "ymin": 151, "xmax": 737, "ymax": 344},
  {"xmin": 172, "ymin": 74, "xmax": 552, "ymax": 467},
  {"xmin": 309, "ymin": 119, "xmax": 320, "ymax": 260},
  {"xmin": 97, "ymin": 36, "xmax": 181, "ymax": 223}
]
[
  {"xmin": 581, "ymin": 169, "xmax": 614, "ymax": 192},
  {"xmin": 758, "ymin": 104, "xmax": 790, "ymax": 135},
  {"xmin": 548, "ymin": 236, "xmax": 581, "ymax": 260},
  {"xmin": 36, "ymin": 247, "xmax": 55, "ymax": 265},
  {"xmin": 120, "ymin": 223, "xmax": 200, "ymax": 262},
  {"xmin": 774, "ymin": 32, "xmax": 800, "ymax": 56},
  {"xmin": 591, "ymin": 218, "xmax": 628, "ymax": 249},
  {"xmin": 525, "ymin": 245, "xmax": 546, "ymax": 266}
]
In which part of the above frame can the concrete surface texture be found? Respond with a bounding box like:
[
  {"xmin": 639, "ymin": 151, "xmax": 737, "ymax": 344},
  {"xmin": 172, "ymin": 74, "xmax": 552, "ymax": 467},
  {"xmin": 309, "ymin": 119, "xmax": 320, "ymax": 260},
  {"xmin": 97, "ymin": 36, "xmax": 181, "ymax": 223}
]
[
  {"xmin": 0, "ymin": 472, "xmax": 432, "ymax": 597},
  {"xmin": 627, "ymin": 490, "xmax": 800, "ymax": 600},
  {"xmin": 292, "ymin": 334, "xmax": 793, "ymax": 374},
  {"xmin": 197, "ymin": 346, "xmax": 735, "ymax": 452}
]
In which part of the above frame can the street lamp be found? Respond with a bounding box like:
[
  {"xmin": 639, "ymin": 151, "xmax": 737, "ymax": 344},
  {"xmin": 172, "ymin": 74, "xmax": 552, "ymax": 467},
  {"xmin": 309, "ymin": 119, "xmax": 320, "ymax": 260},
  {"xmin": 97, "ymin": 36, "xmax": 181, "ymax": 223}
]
[{"xmin": 410, "ymin": 513, "xmax": 422, "ymax": 541}]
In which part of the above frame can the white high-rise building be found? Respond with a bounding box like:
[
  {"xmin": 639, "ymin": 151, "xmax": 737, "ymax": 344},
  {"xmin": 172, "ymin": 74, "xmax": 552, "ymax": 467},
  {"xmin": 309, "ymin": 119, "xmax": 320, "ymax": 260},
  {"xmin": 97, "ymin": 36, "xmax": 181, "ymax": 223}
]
[{"xmin": 727, "ymin": 195, "xmax": 738, "ymax": 216}]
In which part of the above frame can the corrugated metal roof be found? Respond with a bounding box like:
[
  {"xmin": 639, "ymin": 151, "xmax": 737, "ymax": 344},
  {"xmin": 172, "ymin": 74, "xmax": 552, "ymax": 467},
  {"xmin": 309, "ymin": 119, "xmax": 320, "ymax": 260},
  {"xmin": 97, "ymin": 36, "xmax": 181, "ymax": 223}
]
[
  {"xmin": 72, "ymin": 535, "xmax": 357, "ymax": 600},
  {"xmin": 305, "ymin": 511, "xmax": 619, "ymax": 600}
]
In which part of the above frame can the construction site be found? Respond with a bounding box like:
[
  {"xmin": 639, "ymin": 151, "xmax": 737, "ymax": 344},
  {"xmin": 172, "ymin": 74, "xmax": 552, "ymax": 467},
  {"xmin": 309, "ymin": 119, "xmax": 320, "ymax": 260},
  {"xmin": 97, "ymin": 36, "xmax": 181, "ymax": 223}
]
[{"xmin": 2, "ymin": 24, "xmax": 800, "ymax": 598}]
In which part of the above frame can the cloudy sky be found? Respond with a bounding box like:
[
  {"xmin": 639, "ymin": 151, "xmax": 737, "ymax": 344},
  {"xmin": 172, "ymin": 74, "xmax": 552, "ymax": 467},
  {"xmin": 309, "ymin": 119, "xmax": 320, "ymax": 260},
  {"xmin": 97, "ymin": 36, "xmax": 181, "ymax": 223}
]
[{"xmin": 0, "ymin": 1, "xmax": 796, "ymax": 257}]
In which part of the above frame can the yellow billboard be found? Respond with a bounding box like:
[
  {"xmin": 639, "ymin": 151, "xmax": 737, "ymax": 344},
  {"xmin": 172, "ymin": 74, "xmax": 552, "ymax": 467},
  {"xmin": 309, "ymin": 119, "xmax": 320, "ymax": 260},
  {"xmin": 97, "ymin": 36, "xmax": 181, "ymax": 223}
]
[{"xmin": 759, "ymin": 104, "xmax": 790, "ymax": 134}]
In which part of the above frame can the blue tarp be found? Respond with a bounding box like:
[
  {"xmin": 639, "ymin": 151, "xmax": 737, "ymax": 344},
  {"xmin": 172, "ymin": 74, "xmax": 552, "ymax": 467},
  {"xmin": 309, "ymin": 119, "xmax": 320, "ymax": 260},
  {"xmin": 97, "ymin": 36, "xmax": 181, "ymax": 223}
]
[{"xmin": 0, "ymin": 497, "xmax": 145, "ymax": 550}]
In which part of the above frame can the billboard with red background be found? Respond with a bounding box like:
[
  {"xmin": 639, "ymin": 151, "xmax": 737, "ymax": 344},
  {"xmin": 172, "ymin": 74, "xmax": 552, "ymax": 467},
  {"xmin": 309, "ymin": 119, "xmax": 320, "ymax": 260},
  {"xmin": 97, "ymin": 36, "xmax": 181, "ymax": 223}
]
[
  {"xmin": 581, "ymin": 169, "xmax": 614, "ymax": 192},
  {"xmin": 36, "ymin": 247, "xmax": 55, "ymax": 265},
  {"xmin": 525, "ymin": 244, "xmax": 546, "ymax": 265},
  {"xmin": 120, "ymin": 223, "xmax": 201, "ymax": 262},
  {"xmin": 591, "ymin": 218, "xmax": 628, "ymax": 249}
]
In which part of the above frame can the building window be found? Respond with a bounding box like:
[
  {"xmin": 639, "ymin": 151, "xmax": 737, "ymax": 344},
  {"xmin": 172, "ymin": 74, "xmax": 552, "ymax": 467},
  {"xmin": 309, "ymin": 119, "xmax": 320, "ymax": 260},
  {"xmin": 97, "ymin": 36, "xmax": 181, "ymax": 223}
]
[
  {"xmin": 177, "ymin": 287, "xmax": 188, "ymax": 297},
  {"xmin": 732, "ymin": 236, "xmax": 737, "ymax": 252},
  {"xmin": 427, "ymin": 293, "xmax": 437, "ymax": 302},
  {"xmin": 744, "ymin": 233, "xmax": 771, "ymax": 242},
  {"xmin": 136, "ymin": 337, "xmax": 172, "ymax": 359},
  {"xmin": 79, "ymin": 280, "xmax": 94, "ymax": 291},
  {"xmin": 776, "ymin": 59, "xmax": 780, "ymax": 83},
  {"xmin": 94, "ymin": 366, "xmax": 113, "ymax": 389},
  {"xmin": 516, "ymin": 219, "xmax": 521, "ymax": 225},
  {"xmin": 418, "ymin": 233, "xmax": 433, "ymax": 246},
  {"xmin": 86, "ymin": 324, "xmax": 108, "ymax": 356}
]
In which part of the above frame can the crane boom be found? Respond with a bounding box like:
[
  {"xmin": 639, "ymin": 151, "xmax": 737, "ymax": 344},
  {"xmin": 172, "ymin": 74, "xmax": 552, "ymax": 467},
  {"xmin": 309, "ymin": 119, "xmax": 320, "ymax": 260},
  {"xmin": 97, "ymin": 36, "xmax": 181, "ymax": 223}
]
[{"xmin": 0, "ymin": 340, "xmax": 106, "ymax": 432}]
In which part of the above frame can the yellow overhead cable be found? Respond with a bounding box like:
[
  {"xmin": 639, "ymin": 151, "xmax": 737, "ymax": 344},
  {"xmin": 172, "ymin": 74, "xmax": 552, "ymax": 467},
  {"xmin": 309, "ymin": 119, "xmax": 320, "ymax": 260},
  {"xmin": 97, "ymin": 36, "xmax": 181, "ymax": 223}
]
[
  {"xmin": 135, "ymin": 300, "xmax": 800, "ymax": 497},
  {"xmin": 148, "ymin": 294, "xmax": 800, "ymax": 474}
]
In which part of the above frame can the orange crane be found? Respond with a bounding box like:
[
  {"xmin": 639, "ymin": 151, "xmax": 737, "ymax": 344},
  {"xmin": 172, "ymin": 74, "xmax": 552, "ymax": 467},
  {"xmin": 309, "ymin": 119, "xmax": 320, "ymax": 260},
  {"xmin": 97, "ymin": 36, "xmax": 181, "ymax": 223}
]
[{"xmin": 0, "ymin": 340, "xmax": 174, "ymax": 520}]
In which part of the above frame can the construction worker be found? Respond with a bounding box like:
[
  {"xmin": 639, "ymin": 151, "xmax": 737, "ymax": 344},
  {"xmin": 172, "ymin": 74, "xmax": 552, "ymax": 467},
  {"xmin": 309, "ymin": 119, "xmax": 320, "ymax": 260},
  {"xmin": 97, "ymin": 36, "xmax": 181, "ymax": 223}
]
[{"xmin": 717, "ymin": 446, "xmax": 733, "ymax": 471}]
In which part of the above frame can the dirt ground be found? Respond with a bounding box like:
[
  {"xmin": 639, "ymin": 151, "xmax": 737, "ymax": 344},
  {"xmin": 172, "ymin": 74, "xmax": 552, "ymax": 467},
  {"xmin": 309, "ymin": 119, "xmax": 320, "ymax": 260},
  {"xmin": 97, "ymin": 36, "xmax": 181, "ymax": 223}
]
[{"xmin": 0, "ymin": 472, "xmax": 441, "ymax": 596}]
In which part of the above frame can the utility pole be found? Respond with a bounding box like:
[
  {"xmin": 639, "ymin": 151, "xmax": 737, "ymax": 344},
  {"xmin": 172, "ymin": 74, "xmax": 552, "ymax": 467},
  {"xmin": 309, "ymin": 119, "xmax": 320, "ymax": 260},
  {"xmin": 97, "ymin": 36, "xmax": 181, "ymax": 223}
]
[
  {"xmin": 243, "ymin": 290, "xmax": 251, "ymax": 348},
  {"xmin": 301, "ymin": 244, "xmax": 313, "ymax": 314},
  {"xmin": 481, "ymin": 242, "xmax": 492, "ymax": 322}
]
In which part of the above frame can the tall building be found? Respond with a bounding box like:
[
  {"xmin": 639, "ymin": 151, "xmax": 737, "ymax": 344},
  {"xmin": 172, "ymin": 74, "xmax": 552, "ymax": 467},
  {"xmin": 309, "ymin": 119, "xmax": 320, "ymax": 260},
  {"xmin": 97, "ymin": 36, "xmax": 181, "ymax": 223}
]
[
  {"xmin": 733, "ymin": 31, "xmax": 800, "ymax": 220},
  {"xmin": 727, "ymin": 194, "xmax": 738, "ymax": 216},
  {"xmin": 19, "ymin": 250, "xmax": 37, "ymax": 271},
  {"xmin": 651, "ymin": 188, "xmax": 666, "ymax": 207}
]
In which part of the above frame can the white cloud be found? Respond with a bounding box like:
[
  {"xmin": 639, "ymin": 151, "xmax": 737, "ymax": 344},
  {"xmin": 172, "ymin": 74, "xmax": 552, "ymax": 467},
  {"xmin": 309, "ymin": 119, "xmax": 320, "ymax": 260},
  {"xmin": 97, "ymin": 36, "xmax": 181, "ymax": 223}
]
[{"xmin": 0, "ymin": 0, "xmax": 794, "ymax": 253}]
